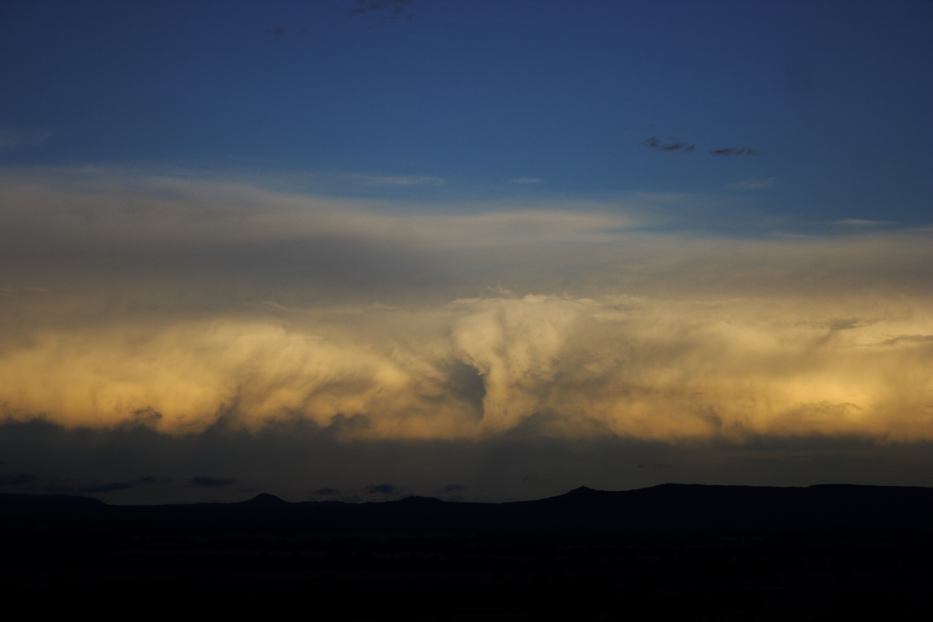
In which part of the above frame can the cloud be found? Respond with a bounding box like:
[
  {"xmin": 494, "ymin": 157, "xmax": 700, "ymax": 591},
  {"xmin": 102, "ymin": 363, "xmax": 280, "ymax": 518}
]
[
  {"xmin": 879, "ymin": 334, "xmax": 933, "ymax": 347},
  {"xmin": 337, "ymin": 172, "xmax": 446, "ymax": 187},
  {"xmin": 365, "ymin": 483, "xmax": 400, "ymax": 495},
  {"xmin": 312, "ymin": 487, "xmax": 341, "ymax": 497},
  {"xmin": 711, "ymin": 147, "xmax": 759, "ymax": 156},
  {"xmin": 510, "ymin": 177, "xmax": 544, "ymax": 185},
  {"xmin": 726, "ymin": 177, "xmax": 775, "ymax": 190},
  {"xmin": 643, "ymin": 137, "xmax": 695, "ymax": 152},
  {"xmin": 443, "ymin": 483, "xmax": 466, "ymax": 493},
  {"xmin": 1, "ymin": 292, "xmax": 931, "ymax": 442},
  {"xmin": 1, "ymin": 168, "xmax": 932, "ymax": 445},
  {"xmin": 189, "ymin": 476, "xmax": 235, "ymax": 487}
]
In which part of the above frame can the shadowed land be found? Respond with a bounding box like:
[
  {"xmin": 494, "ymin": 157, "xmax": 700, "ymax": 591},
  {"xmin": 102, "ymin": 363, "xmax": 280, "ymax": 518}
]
[{"xmin": 4, "ymin": 483, "xmax": 933, "ymax": 618}]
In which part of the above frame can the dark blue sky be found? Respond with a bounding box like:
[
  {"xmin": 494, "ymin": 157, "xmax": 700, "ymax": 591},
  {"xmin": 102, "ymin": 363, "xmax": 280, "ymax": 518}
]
[{"xmin": 2, "ymin": 0, "xmax": 932, "ymax": 227}]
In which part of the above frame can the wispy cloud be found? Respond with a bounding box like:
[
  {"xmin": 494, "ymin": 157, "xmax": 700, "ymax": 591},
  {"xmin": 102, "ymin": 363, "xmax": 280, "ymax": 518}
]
[
  {"xmin": 346, "ymin": 173, "xmax": 446, "ymax": 187},
  {"xmin": 509, "ymin": 177, "xmax": 544, "ymax": 185},
  {"xmin": 711, "ymin": 146, "xmax": 759, "ymax": 156},
  {"xmin": 643, "ymin": 137, "xmax": 695, "ymax": 152}
]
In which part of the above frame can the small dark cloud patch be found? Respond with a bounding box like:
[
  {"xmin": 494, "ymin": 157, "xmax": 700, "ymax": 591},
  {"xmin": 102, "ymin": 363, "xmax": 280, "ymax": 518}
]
[
  {"xmin": 77, "ymin": 481, "xmax": 136, "ymax": 493},
  {"xmin": 0, "ymin": 473, "xmax": 37, "ymax": 487},
  {"xmin": 711, "ymin": 146, "xmax": 758, "ymax": 156},
  {"xmin": 118, "ymin": 407, "xmax": 162, "ymax": 430},
  {"xmin": 365, "ymin": 483, "xmax": 400, "ymax": 495},
  {"xmin": 444, "ymin": 483, "xmax": 466, "ymax": 493},
  {"xmin": 189, "ymin": 476, "xmax": 235, "ymax": 488},
  {"xmin": 266, "ymin": 26, "xmax": 286, "ymax": 37},
  {"xmin": 643, "ymin": 137, "xmax": 695, "ymax": 153},
  {"xmin": 312, "ymin": 487, "xmax": 341, "ymax": 497}
]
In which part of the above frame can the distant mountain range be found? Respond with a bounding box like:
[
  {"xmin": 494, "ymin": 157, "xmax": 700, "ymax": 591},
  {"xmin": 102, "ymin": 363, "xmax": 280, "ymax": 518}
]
[
  {"xmin": 4, "ymin": 482, "xmax": 933, "ymax": 534},
  {"xmin": 5, "ymin": 483, "xmax": 933, "ymax": 616}
]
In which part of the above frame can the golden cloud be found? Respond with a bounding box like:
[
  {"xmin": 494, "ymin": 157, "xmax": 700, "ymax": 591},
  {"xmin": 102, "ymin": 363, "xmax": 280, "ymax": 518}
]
[{"xmin": 1, "ymin": 169, "xmax": 932, "ymax": 442}]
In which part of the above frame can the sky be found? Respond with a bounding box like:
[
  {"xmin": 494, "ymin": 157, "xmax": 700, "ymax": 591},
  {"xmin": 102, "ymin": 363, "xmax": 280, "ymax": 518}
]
[{"xmin": 1, "ymin": 0, "xmax": 932, "ymax": 503}]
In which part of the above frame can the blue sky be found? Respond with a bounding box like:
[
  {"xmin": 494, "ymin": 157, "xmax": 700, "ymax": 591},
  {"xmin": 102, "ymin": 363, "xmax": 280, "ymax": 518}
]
[{"xmin": 2, "ymin": 0, "xmax": 932, "ymax": 228}]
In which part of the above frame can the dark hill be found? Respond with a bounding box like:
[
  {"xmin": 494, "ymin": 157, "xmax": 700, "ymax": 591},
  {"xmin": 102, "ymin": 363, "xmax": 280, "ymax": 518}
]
[{"xmin": 5, "ymin": 484, "xmax": 933, "ymax": 617}]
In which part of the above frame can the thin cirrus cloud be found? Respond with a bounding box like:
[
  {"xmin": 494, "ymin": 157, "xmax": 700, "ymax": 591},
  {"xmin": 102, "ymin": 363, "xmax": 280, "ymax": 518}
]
[
  {"xmin": 711, "ymin": 146, "xmax": 759, "ymax": 156},
  {"xmin": 339, "ymin": 172, "xmax": 447, "ymax": 187},
  {"xmin": 0, "ymin": 167, "xmax": 932, "ymax": 444},
  {"xmin": 642, "ymin": 138, "xmax": 760, "ymax": 157},
  {"xmin": 643, "ymin": 137, "xmax": 696, "ymax": 152}
]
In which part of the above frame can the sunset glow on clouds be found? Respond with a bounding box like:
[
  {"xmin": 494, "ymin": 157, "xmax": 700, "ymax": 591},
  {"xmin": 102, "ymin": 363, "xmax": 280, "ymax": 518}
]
[{"xmin": 2, "ymin": 170, "xmax": 931, "ymax": 444}]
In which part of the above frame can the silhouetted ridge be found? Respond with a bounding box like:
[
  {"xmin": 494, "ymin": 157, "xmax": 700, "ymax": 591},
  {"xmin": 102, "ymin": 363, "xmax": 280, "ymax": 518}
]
[
  {"xmin": 6, "ymin": 485, "xmax": 933, "ymax": 615},
  {"xmin": 566, "ymin": 485, "xmax": 599, "ymax": 496},
  {"xmin": 395, "ymin": 495, "xmax": 445, "ymax": 505},
  {"xmin": 239, "ymin": 493, "xmax": 288, "ymax": 507}
]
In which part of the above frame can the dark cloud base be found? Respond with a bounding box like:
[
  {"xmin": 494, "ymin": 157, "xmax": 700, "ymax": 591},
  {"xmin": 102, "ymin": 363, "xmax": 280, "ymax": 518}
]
[{"xmin": 3, "ymin": 419, "xmax": 933, "ymax": 504}]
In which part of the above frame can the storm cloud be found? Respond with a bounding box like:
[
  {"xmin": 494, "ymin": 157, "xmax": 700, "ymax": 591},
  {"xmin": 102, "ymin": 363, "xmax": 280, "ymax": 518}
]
[{"xmin": 0, "ymin": 168, "xmax": 932, "ymax": 446}]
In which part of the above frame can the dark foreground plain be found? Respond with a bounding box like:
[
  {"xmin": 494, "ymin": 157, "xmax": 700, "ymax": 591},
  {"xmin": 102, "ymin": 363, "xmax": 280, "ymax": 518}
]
[{"xmin": 4, "ymin": 484, "xmax": 933, "ymax": 619}]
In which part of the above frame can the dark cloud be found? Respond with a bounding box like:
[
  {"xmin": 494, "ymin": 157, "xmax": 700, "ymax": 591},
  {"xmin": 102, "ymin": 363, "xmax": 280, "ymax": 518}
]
[
  {"xmin": 0, "ymin": 472, "xmax": 36, "ymax": 487},
  {"xmin": 189, "ymin": 476, "xmax": 236, "ymax": 488},
  {"xmin": 7, "ymin": 417, "xmax": 933, "ymax": 505},
  {"xmin": 77, "ymin": 481, "xmax": 136, "ymax": 493},
  {"xmin": 266, "ymin": 26, "xmax": 286, "ymax": 37},
  {"xmin": 444, "ymin": 483, "xmax": 466, "ymax": 493},
  {"xmin": 711, "ymin": 146, "xmax": 759, "ymax": 156},
  {"xmin": 365, "ymin": 483, "xmax": 400, "ymax": 495},
  {"xmin": 118, "ymin": 408, "xmax": 163, "ymax": 431},
  {"xmin": 827, "ymin": 317, "xmax": 866, "ymax": 332},
  {"xmin": 312, "ymin": 487, "xmax": 341, "ymax": 497},
  {"xmin": 643, "ymin": 137, "xmax": 695, "ymax": 152}
]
